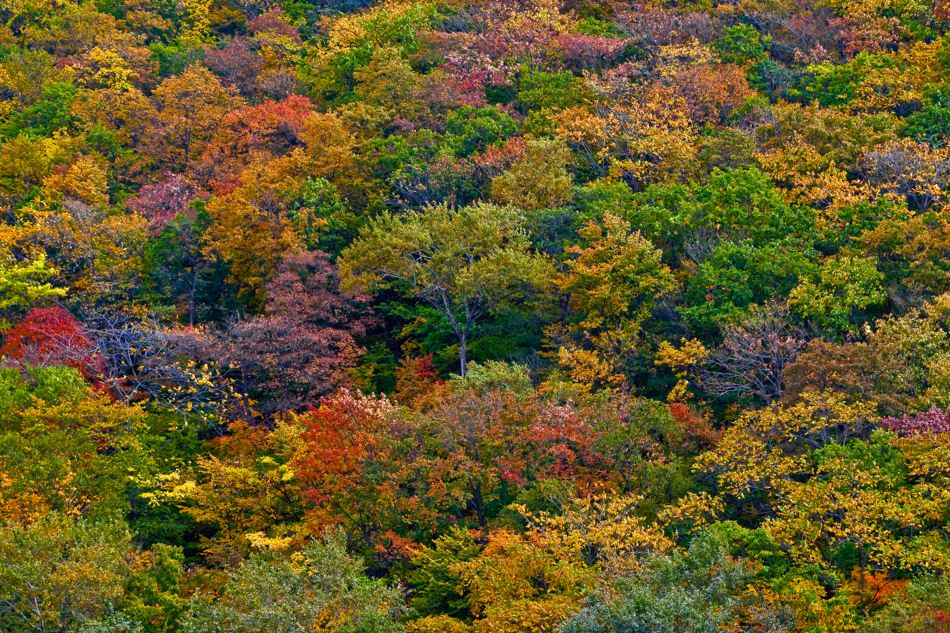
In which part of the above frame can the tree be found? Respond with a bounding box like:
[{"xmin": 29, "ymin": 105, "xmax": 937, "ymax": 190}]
[
  {"xmin": 203, "ymin": 38, "xmax": 264, "ymax": 98},
  {"xmin": 196, "ymin": 95, "xmax": 314, "ymax": 189},
  {"xmin": 146, "ymin": 65, "xmax": 244, "ymax": 169},
  {"xmin": 294, "ymin": 383, "xmax": 612, "ymax": 546},
  {"xmin": 0, "ymin": 514, "xmax": 132, "ymax": 633},
  {"xmin": 143, "ymin": 207, "xmax": 223, "ymax": 326},
  {"xmin": 782, "ymin": 294, "xmax": 950, "ymax": 415},
  {"xmin": 444, "ymin": 106, "xmax": 519, "ymax": 158},
  {"xmin": 150, "ymin": 420, "xmax": 304, "ymax": 564},
  {"xmin": 672, "ymin": 64, "xmax": 756, "ymax": 125},
  {"xmin": 690, "ymin": 167, "xmax": 815, "ymax": 245},
  {"xmin": 716, "ymin": 24, "xmax": 771, "ymax": 65},
  {"xmin": 121, "ymin": 544, "xmax": 186, "ymax": 633},
  {"xmin": 182, "ymin": 531, "xmax": 405, "ymax": 633},
  {"xmin": 587, "ymin": 395, "xmax": 712, "ymax": 501},
  {"xmin": 789, "ymin": 254, "xmax": 886, "ymax": 335},
  {"xmin": 553, "ymin": 212, "xmax": 676, "ymax": 390},
  {"xmin": 520, "ymin": 492, "xmax": 673, "ymax": 574},
  {"xmin": 694, "ymin": 390, "xmax": 877, "ymax": 507},
  {"xmin": 764, "ymin": 431, "xmax": 950, "ymax": 574},
  {"xmin": 0, "ymin": 362, "xmax": 182, "ymax": 631},
  {"xmin": 339, "ymin": 202, "xmax": 553, "ymax": 375},
  {"xmin": 903, "ymin": 84, "xmax": 950, "ymax": 147},
  {"xmin": 489, "ymin": 138, "xmax": 573, "ymax": 212},
  {"xmin": 125, "ymin": 172, "xmax": 202, "ymax": 233},
  {"xmin": 213, "ymin": 251, "xmax": 373, "ymax": 413},
  {"xmin": 684, "ymin": 389, "xmax": 950, "ymax": 576},
  {"xmin": 451, "ymin": 528, "xmax": 588, "ymax": 633},
  {"xmin": 0, "ymin": 305, "xmax": 98, "ymax": 376},
  {"xmin": 0, "ymin": 254, "xmax": 65, "ymax": 320},
  {"xmin": 408, "ymin": 526, "xmax": 482, "ymax": 620},
  {"xmin": 863, "ymin": 576, "xmax": 950, "ymax": 633},
  {"xmin": 30, "ymin": 157, "xmax": 150, "ymax": 302},
  {"xmin": 292, "ymin": 389, "xmax": 404, "ymax": 543},
  {"xmin": 859, "ymin": 212, "xmax": 950, "ymax": 297},
  {"xmin": 695, "ymin": 304, "xmax": 807, "ymax": 404},
  {"xmin": 553, "ymin": 85, "xmax": 699, "ymax": 189},
  {"xmin": 80, "ymin": 312, "xmax": 243, "ymax": 421},
  {"xmin": 560, "ymin": 527, "xmax": 785, "ymax": 633},
  {"xmin": 353, "ymin": 47, "xmax": 424, "ymax": 120},
  {"xmin": 417, "ymin": 387, "xmax": 592, "ymax": 529},
  {"xmin": 879, "ymin": 408, "xmax": 950, "ymax": 436},
  {"xmin": 861, "ymin": 139, "xmax": 950, "ymax": 213},
  {"xmin": 681, "ymin": 240, "xmax": 814, "ymax": 333},
  {"xmin": 201, "ymin": 168, "xmax": 301, "ymax": 307}
]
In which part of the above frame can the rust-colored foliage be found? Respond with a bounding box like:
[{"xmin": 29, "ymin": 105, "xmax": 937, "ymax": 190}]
[{"xmin": 1, "ymin": 306, "xmax": 98, "ymax": 376}]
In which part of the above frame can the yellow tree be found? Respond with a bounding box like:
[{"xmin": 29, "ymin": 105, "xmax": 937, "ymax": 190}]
[
  {"xmin": 144, "ymin": 420, "xmax": 304, "ymax": 565},
  {"xmin": 490, "ymin": 138, "xmax": 573, "ymax": 212},
  {"xmin": 454, "ymin": 529, "xmax": 589, "ymax": 633},
  {"xmin": 692, "ymin": 390, "xmax": 950, "ymax": 577},
  {"xmin": 0, "ymin": 253, "xmax": 65, "ymax": 317},
  {"xmin": 202, "ymin": 159, "xmax": 303, "ymax": 307},
  {"xmin": 147, "ymin": 65, "xmax": 244, "ymax": 169},
  {"xmin": 520, "ymin": 492, "xmax": 674, "ymax": 575},
  {"xmin": 554, "ymin": 82, "xmax": 699, "ymax": 189},
  {"xmin": 28, "ymin": 154, "xmax": 148, "ymax": 301},
  {"xmin": 695, "ymin": 390, "xmax": 877, "ymax": 502},
  {"xmin": 552, "ymin": 212, "xmax": 677, "ymax": 391}
]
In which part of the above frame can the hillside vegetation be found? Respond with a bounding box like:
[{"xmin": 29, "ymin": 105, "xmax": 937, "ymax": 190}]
[{"xmin": 0, "ymin": 0, "xmax": 949, "ymax": 631}]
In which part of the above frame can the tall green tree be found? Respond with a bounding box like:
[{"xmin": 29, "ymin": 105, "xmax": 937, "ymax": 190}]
[{"xmin": 339, "ymin": 202, "xmax": 553, "ymax": 375}]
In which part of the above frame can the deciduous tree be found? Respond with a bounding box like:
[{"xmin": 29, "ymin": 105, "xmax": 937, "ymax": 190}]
[{"xmin": 340, "ymin": 202, "xmax": 553, "ymax": 375}]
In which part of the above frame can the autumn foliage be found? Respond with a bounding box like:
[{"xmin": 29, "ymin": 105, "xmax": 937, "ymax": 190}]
[{"xmin": 0, "ymin": 0, "xmax": 948, "ymax": 631}]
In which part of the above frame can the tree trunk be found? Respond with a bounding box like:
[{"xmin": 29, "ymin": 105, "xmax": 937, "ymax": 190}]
[
  {"xmin": 188, "ymin": 266, "xmax": 199, "ymax": 326},
  {"xmin": 472, "ymin": 479, "xmax": 485, "ymax": 528},
  {"xmin": 459, "ymin": 331, "xmax": 467, "ymax": 377}
]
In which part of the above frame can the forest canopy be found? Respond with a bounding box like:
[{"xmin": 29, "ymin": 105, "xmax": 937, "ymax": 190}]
[{"xmin": 0, "ymin": 0, "xmax": 949, "ymax": 631}]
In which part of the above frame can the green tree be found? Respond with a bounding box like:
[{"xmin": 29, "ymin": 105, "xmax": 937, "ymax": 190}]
[
  {"xmin": 122, "ymin": 544, "xmax": 186, "ymax": 633},
  {"xmin": 339, "ymin": 202, "xmax": 553, "ymax": 375},
  {"xmin": 515, "ymin": 68, "xmax": 587, "ymax": 113},
  {"xmin": 444, "ymin": 106, "xmax": 519, "ymax": 157},
  {"xmin": 902, "ymin": 84, "xmax": 950, "ymax": 147},
  {"xmin": 408, "ymin": 526, "xmax": 482, "ymax": 620},
  {"xmin": 560, "ymin": 527, "xmax": 785, "ymax": 633},
  {"xmin": 789, "ymin": 254, "xmax": 886, "ymax": 335},
  {"xmin": 0, "ymin": 253, "xmax": 65, "ymax": 318},
  {"xmin": 715, "ymin": 24, "xmax": 771, "ymax": 66},
  {"xmin": 0, "ymin": 514, "xmax": 132, "ymax": 633},
  {"xmin": 182, "ymin": 531, "xmax": 405, "ymax": 633},
  {"xmin": 681, "ymin": 240, "xmax": 814, "ymax": 332},
  {"xmin": 692, "ymin": 168, "xmax": 814, "ymax": 244}
]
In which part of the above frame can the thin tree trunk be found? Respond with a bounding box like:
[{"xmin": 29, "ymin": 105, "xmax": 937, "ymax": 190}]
[
  {"xmin": 188, "ymin": 265, "xmax": 199, "ymax": 326},
  {"xmin": 459, "ymin": 303, "xmax": 474, "ymax": 377},
  {"xmin": 472, "ymin": 480, "xmax": 485, "ymax": 527}
]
